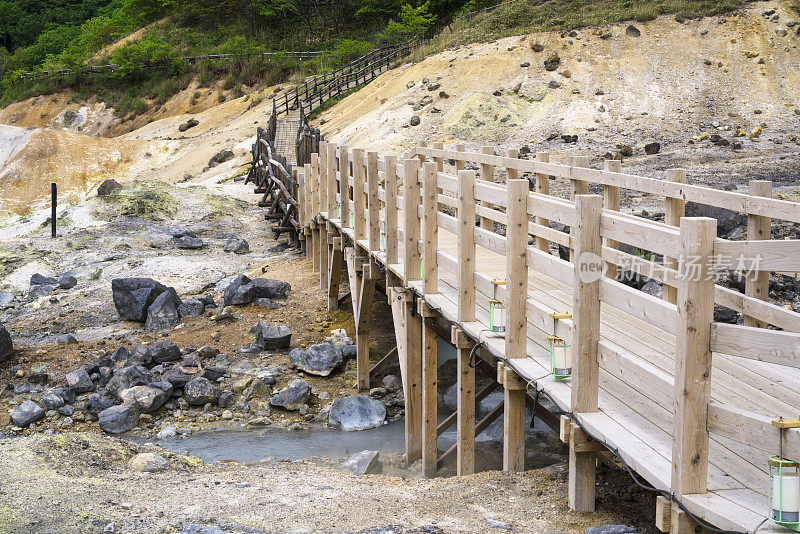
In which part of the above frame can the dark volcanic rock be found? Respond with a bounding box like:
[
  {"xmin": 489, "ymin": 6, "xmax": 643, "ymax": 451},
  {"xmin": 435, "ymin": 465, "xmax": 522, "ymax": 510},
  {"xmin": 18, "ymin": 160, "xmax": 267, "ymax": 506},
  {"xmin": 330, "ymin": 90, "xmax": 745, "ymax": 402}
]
[
  {"xmin": 224, "ymin": 274, "xmax": 254, "ymax": 306},
  {"xmin": 150, "ymin": 341, "xmax": 181, "ymax": 363},
  {"xmin": 208, "ymin": 149, "xmax": 234, "ymax": 168},
  {"xmin": 178, "ymin": 299, "xmax": 205, "ymax": 317},
  {"xmin": 328, "ymin": 395, "xmax": 386, "ymax": 431},
  {"xmin": 0, "ymin": 323, "xmax": 12, "ymax": 361},
  {"xmin": 107, "ymin": 365, "xmax": 152, "ymax": 400},
  {"xmin": 685, "ymin": 203, "xmax": 745, "ymax": 237},
  {"xmin": 97, "ymin": 179, "xmax": 123, "ymax": 196},
  {"xmin": 544, "ymin": 52, "xmax": 560, "ymax": 71},
  {"xmin": 66, "ymin": 367, "xmax": 94, "ymax": 393},
  {"xmin": 86, "ymin": 394, "xmax": 116, "ymax": 415},
  {"xmin": 177, "ymin": 236, "xmax": 204, "ymax": 249},
  {"xmin": 184, "ymin": 377, "xmax": 220, "ymax": 405},
  {"xmin": 270, "ymin": 378, "xmax": 310, "ymax": 411},
  {"xmin": 112, "ymin": 278, "xmax": 168, "ymax": 321},
  {"xmin": 255, "ymin": 322, "xmax": 292, "ymax": 350},
  {"xmin": 223, "ymin": 236, "xmax": 250, "ymax": 254},
  {"xmin": 58, "ymin": 274, "xmax": 77, "ymax": 289},
  {"xmin": 251, "ymin": 278, "xmax": 291, "ymax": 300},
  {"xmin": 289, "ymin": 343, "xmax": 343, "ymax": 376},
  {"xmin": 120, "ymin": 385, "xmax": 169, "ymax": 412},
  {"xmin": 98, "ymin": 402, "xmax": 141, "ymax": 434},
  {"xmin": 644, "ymin": 142, "xmax": 661, "ymax": 154},
  {"xmin": 11, "ymin": 400, "xmax": 45, "ymax": 427},
  {"xmin": 145, "ymin": 290, "xmax": 181, "ymax": 331}
]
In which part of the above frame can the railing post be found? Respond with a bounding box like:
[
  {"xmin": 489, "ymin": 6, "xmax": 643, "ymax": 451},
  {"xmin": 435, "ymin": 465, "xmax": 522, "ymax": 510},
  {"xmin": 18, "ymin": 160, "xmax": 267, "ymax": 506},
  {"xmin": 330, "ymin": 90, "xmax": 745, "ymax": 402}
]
[
  {"xmin": 454, "ymin": 143, "xmax": 465, "ymax": 172},
  {"xmin": 745, "ymin": 180, "xmax": 772, "ymax": 328},
  {"xmin": 664, "ymin": 168, "xmax": 687, "ymax": 303},
  {"xmin": 457, "ymin": 170, "xmax": 476, "ymax": 322},
  {"xmin": 422, "ymin": 162, "xmax": 439, "ymax": 295},
  {"xmin": 569, "ymin": 194, "xmax": 603, "ymax": 513},
  {"xmin": 671, "ymin": 217, "xmax": 716, "ymax": 509},
  {"xmin": 602, "ymin": 160, "xmax": 621, "ymax": 280},
  {"xmin": 569, "ymin": 156, "xmax": 590, "ymax": 261},
  {"xmin": 310, "ymin": 156, "xmax": 320, "ymax": 273},
  {"xmin": 339, "ymin": 145, "xmax": 349, "ymax": 228},
  {"xmin": 432, "ymin": 142, "xmax": 444, "ymax": 171},
  {"xmin": 318, "ymin": 141, "xmax": 328, "ymax": 216},
  {"xmin": 326, "ymin": 143, "xmax": 338, "ymax": 218},
  {"xmin": 353, "ymin": 148, "xmax": 366, "ymax": 239},
  {"xmin": 386, "ymin": 155, "xmax": 399, "ymax": 265},
  {"xmin": 367, "ymin": 151, "xmax": 380, "ymax": 252},
  {"xmin": 403, "ymin": 158, "xmax": 422, "ymax": 284},
  {"xmin": 479, "ymin": 146, "xmax": 495, "ymax": 229},
  {"xmin": 534, "ymin": 151, "xmax": 550, "ymax": 253}
]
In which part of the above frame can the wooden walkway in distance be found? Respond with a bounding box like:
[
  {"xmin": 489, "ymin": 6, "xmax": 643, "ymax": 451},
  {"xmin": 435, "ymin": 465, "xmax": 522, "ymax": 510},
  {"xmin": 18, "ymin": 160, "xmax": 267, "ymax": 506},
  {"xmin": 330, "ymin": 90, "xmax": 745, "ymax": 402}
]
[{"xmin": 291, "ymin": 141, "xmax": 800, "ymax": 534}]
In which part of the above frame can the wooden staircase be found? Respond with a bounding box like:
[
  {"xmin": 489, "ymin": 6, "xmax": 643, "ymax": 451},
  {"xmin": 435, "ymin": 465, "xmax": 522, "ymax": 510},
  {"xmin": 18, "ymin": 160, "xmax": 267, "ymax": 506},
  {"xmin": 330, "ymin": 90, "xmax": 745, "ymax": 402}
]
[{"xmin": 273, "ymin": 110, "xmax": 302, "ymax": 167}]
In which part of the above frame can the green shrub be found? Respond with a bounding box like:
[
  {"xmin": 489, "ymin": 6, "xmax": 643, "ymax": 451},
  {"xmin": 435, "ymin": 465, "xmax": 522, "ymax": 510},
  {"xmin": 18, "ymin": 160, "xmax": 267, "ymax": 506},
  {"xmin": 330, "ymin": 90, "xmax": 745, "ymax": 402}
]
[
  {"xmin": 111, "ymin": 29, "xmax": 176, "ymax": 78},
  {"xmin": 381, "ymin": 2, "xmax": 436, "ymax": 42},
  {"xmin": 222, "ymin": 74, "xmax": 237, "ymax": 90}
]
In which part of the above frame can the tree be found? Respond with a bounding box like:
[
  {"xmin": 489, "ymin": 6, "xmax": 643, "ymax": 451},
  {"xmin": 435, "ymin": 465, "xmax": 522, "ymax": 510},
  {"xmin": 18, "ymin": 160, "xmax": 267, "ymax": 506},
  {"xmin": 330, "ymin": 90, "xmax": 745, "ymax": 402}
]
[{"xmin": 381, "ymin": 1, "xmax": 436, "ymax": 42}]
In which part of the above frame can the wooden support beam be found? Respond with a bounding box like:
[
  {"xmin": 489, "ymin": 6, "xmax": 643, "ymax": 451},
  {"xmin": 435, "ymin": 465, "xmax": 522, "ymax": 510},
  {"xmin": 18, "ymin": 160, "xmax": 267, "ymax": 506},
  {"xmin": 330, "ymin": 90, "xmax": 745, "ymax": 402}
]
[
  {"xmin": 405, "ymin": 296, "xmax": 423, "ymax": 465},
  {"xmin": 569, "ymin": 194, "xmax": 603, "ymax": 513},
  {"xmin": 421, "ymin": 301, "xmax": 439, "ymax": 478},
  {"xmin": 328, "ymin": 236, "xmax": 344, "ymax": 310},
  {"xmin": 403, "ymin": 159, "xmax": 422, "ymax": 283},
  {"xmin": 503, "ymin": 367, "xmax": 526, "ymax": 473},
  {"xmin": 663, "ymin": 168, "xmax": 686, "ymax": 304},
  {"xmin": 367, "ymin": 151, "xmax": 380, "ymax": 252},
  {"xmin": 603, "ymin": 159, "xmax": 621, "ymax": 281},
  {"xmin": 423, "ymin": 162, "xmax": 439, "ymax": 295},
  {"xmin": 570, "ymin": 422, "xmax": 605, "ymax": 453},
  {"xmin": 559, "ymin": 415, "xmax": 572, "ymax": 444},
  {"xmin": 385, "ymin": 155, "xmax": 399, "ymax": 265},
  {"xmin": 744, "ymin": 180, "xmax": 772, "ymax": 328},
  {"xmin": 671, "ymin": 217, "xmax": 716, "ymax": 498},
  {"xmin": 655, "ymin": 496, "xmax": 671, "ymax": 532},
  {"xmin": 369, "ymin": 346, "xmax": 398, "ymax": 380},
  {"xmin": 534, "ymin": 151, "xmax": 550, "ymax": 253},
  {"xmin": 320, "ymin": 225, "xmax": 329, "ymax": 291},
  {"xmin": 438, "ymin": 396, "xmax": 504, "ymax": 471},
  {"xmin": 437, "ymin": 380, "xmax": 499, "ymax": 437},
  {"xmin": 339, "ymin": 146, "xmax": 350, "ymax": 228},
  {"xmin": 670, "ymin": 506, "xmax": 709, "ymax": 534},
  {"xmin": 452, "ymin": 325, "xmax": 475, "ymax": 475},
  {"xmin": 355, "ymin": 261, "xmax": 378, "ymax": 392},
  {"xmin": 457, "ymin": 170, "xmax": 476, "ymax": 323}
]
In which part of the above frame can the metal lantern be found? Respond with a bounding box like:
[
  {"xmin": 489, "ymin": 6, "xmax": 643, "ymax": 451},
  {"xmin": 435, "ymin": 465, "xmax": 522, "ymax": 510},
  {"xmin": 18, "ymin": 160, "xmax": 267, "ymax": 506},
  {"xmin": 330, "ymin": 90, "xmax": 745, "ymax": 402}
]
[
  {"xmin": 489, "ymin": 279, "xmax": 506, "ymax": 333},
  {"xmin": 769, "ymin": 418, "xmax": 800, "ymax": 531},
  {"xmin": 548, "ymin": 312, "xmax": 573, "ymax": 380},
  {"xmin": 380, "ymin": 227, "xmax": 386, "ymax": 252}
]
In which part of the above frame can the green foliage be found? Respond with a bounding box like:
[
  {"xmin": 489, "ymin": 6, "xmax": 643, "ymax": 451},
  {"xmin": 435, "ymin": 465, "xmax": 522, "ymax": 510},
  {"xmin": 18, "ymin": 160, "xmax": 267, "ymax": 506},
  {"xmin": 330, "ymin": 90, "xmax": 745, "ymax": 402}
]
[
  {"xmin": 110, "ymin": 29, "xmax": 176, "ymax": 77},
  {"xmin": 324, "ymin": 39, "xmax": 372, "ymax": 68},
  {"xmin": 381, "ymin": 2, "xmax": 436, "ymax": 42}
]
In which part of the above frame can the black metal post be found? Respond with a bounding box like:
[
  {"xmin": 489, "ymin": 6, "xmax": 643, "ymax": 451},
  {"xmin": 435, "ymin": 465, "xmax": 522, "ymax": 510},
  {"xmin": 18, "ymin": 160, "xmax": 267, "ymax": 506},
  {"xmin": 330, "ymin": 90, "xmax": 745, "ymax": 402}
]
[{"xmin": 50, "ymin": 182, "xmax": 57, "ymax": 238}]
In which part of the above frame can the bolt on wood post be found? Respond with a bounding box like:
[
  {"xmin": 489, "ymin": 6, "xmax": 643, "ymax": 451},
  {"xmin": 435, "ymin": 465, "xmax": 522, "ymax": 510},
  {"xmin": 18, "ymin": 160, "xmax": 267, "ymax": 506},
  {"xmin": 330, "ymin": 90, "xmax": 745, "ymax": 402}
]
[
  {"xmin": 602, "ymin": 160, "xmax": 621, "ymax": 280},
  {"xmin": 534, "ymin": 151, "xmax": 550, "ymax": 253},
  {"xmin": 385, "ymin": 155, "xmax": 399, "ymax": 265},
  {"xmin": 422, "ymin": 162, "xmax": 439, "ymax": 295},
  {"xmin": 339, "ymin": 146, "xmax": 350, "ymax": 228},
  {"xmin": 367, "ymin": 152, "xmax": 380, "ymax": 252},
  {"xmin": 745, "ymin": 180, "xmax": 772, "ymax": 328},
  {"xmin": 403, "ymin": 159, "xmax": 422, "ymax": 284},
  {"xmin": 457, "ymin": 170, "xmax": 476, "ymax": 323},
  {"xmin": 569, "ymin": 194, "xmax": 603, "ymax": 513},
  {"xmin": 664, "ymin": 169, "xmax": 687, "ymax": 304},
  {"xmin": 671, "ymin": 217, "xmax": 716, "ymax": 502}
]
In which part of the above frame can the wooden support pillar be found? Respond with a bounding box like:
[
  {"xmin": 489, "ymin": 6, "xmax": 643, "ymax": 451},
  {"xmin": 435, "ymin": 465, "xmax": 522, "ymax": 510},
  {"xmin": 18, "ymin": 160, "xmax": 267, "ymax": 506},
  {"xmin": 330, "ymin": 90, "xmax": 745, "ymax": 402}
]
[
  {"xmin": 354, "ymin": 148, "xmax": 366, "ymax": 238},
  {"xmin": 671, "ymin": 217, "xmax": 716, "ymax": 501},
  {"xmin": 355, "ymin": 262, "xmax": 379, "ymax": 392},
  {"xmin": 403, "ymin": 159, "xmax": 422, "ymax": 283},
  {"xmin": 367, "ymin": 151, "xmax": 380, "ymax": 252},
  {"xmin": 479, "ymin": 146, "xmax": 495, "ymax": 229},
  {"xmin": 311, "ymin": 222, "xmax": 320, "ymax": 273},
  {"xmin": 452, "ymin": 325, "xmax": 475, "ymax": 475},
  {"xmin": 339, "ymin": 145, "xmax": 350, "ymax": 228},
  {"xmin": 744, "ymin": 180, "xmax": 772, "ymax": 328},
  {"xmin": 534, "ymin": 151, "xmax": 550, "ymax": 253},
  {"xmin": 328, "ymin": 236, "xmax": 343, "ymax": 310},
  {"xmin": 457, "ymin": 170, "xmax": 476, "ymax": 323},
  {"xmin": 422, "ymin": 162, "xmax": 439, "ymax": 295},
  {"xmin": 385, "ymin": 155, "xmax": 399, "ymax": 265},
  {"xmin": 569, "ymin": 156, "xmax": 590, "ymax": 262},
  {"xmin": 503, "ymin": 367, "xmax": 526, "ymax": 473},
  {"xmin": 420, "ymin": 302, "xmax": 440, "ymax": 478},
  {"xmin": 320, "ymin": 224, "xmax": 329, "ymax": 291},
  {"xmin": 405, "ymin": 295, "xmax": 423, "ymax": 465},
  {"xmin": 663, "ymin": 168, "xmax": 687, "ymax": 304},
  {"xmin": 318, "ymin": 142, "xmax": 327, "ymax": 216},
  {"xmin": 603, "ymin": 160, "xmax": 621, "ymax": 281},
  {"xmin": 568, "ymin": 194, "xmax": 603, "ymax": 513}
]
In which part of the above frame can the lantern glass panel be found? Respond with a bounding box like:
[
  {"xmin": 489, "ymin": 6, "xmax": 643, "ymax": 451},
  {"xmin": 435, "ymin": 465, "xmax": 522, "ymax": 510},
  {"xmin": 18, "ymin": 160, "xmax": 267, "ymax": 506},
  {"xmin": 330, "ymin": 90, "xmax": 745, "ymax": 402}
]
[
  {"xmin": 549, "ymin": 336, "xmax": 572, "ymax": 380},
  {"xmin": 489, "ymin": 299, "xmax": 505, "ymax": 333},
  {"xmin": 770, "ymin": 457, "xmax": 800, "ymax": 530},
  {"xmin": 380, "ymin": 229, "xmax": 386, "ymax": 252}
]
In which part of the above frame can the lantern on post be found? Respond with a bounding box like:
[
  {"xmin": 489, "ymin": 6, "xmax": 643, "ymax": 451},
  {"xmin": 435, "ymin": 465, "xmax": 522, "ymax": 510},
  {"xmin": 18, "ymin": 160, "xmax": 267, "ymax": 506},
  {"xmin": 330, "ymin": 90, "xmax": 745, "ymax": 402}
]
[
  {"xmin": 769, "ymin": 418, "xmax": 800, "ymax": 531},
  {"xmin": 380, "ymin": 226, "xmax": 387, "ymax": 252},
  {"xmin": 489, "ymin": 279, "xmax": 506, "ymax": 333},
  {"xmin": 548, "ymin": 312, "xmax": 572, "ymax": 380}
]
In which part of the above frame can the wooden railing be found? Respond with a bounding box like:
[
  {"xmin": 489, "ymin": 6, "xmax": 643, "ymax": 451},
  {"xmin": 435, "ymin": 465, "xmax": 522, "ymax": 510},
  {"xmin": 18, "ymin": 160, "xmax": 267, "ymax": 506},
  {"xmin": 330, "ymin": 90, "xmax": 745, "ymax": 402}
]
[{"xmin": 295, "ymin": 141, "xmax": 800, "ymax": 532}]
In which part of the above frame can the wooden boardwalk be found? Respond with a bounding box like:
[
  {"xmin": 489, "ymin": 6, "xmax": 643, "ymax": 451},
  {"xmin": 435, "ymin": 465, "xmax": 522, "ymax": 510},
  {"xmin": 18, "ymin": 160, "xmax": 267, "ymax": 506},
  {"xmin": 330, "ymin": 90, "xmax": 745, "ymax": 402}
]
[{"xmin": 290, "ymin": 141, "xmax": 800, "ymax": 534}]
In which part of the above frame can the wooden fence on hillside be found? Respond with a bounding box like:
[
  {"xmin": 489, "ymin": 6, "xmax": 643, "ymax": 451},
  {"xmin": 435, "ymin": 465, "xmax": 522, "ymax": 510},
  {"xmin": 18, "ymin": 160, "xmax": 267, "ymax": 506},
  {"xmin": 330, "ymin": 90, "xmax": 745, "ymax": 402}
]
[{"xmin": 289, "ymin": 140, "xmax": 800, "ymax": 534}]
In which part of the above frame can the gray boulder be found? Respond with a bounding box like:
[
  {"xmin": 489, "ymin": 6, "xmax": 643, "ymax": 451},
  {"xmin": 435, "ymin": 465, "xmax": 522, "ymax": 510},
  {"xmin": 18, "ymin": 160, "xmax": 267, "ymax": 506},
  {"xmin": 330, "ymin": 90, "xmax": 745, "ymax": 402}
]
[
  {"xmin": 224, "ymin": 274, "xmax": 254, "ymax": 306},
  {"xmin": 29, "ymin": 273, "xmax": 58, "ymax": 298},
  {"xmin": 178, "ymin": 299, "xmax": 204, "ymax": 317},
  {"xmin": 119, "ymin": 385, "xmax": 168, "ymax": 412},
  {"xmin": 42, "ymin": 391, "xmax": 66, "ymax": 409},
  {"xmin": 86, "ymin": 394, "xmax": 115, "ymax": 415},
  {"xmin": 0, "ymin": 291, "xmax": 13, "ymax": 309},
  {"xmin": 255, "ymin": 322, "xmax": 291, "ymax": 350},
  {"xmin": 343, "ymin": 450, "xmax": 382, "ymax": 475},
  {"xmin": 57, "ymin": 333, "xmax": 78, "ymax": 345},
  {"xmin": 224, "ymin": 236, "xmax": 250, "ymax": 254},
  {"xmin": 685, "ymin": 202, "xmax": 742, "ymax": 237},
  {"xmin": 98, "ymin": 402, "xmax": 141, "ymax": 434},
  {"xmin": 107, "ymin": 365, "xmax": 152, "ymax": 400},
  {"xmin": 145, "ymin": 290, "xmax": 181, "ymax": 331},
  {"xmin": 129, "ymin": 452, "xmax": 171, "ymax": 472},
  {"xmin": 382, "ymin": 375, "xmax": 400, "ymax": 392},
  {"xmin": 97, "ymin": 179, "xmax": 122, "ymax": 196},
  {"xmin": 251, "ymin": 278, "xmax": 291, "ymax": 300},
  {"xmin": 150, "ymin": 341, "xmax": 181, "ymax": 363},
  {"xmin": 66, "ymin": 368, "xmax": 94, "ymax": 393},
  {"xmin": 177, "ymin": 236, "xmax": 204, "ymax": 249},
  {"xmin": 184, "ymin": 377, "xmax": 220, "ymax": 405},
  {"xmin": 162, "ymin": 368, "xmax": 194, "ymax": 388},
  {"xmin": 328, "ymin": 395, "xmax": 386, "ymax": 431},
  {"xmin": 289, "ymin": 343, "xmax": 343, "ymax": 376},
  {"xmin": 10, "ymin": 400, "xmax": 45, "ymax": 427},
  {"xmin": 0, "ymin": 323, "xmax": 12, "ymax": 361},
  {"xmin": 270, "ymin": 378, "xmax": 311, "ymax": 411},
  {"xmin": 112, "ymin": 278, "xmax": 168, "ymax": 321},
  {"xmin": 58, "ymin": 274, "xmax": 77, "ymax": 289}
]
